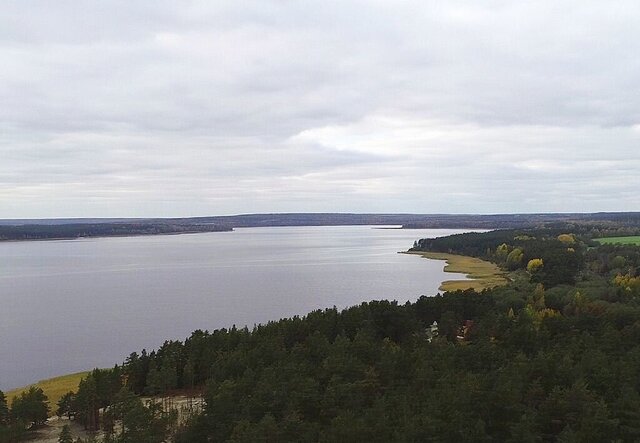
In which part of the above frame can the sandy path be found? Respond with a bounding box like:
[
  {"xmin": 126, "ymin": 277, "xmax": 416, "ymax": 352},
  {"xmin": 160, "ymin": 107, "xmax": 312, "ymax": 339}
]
[{"xmin": 26, "ymin": 395, "xmax": 203, "ymax": 442}]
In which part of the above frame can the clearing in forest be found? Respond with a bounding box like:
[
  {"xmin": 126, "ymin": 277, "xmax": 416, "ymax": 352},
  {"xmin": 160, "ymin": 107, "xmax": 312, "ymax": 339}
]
[{"xmin": 595, "ymin": 236, "xmax": 640, "ymax": 246}]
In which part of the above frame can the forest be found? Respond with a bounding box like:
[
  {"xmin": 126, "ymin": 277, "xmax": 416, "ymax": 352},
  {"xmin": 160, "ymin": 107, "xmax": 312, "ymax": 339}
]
[
  {"xmin": 3, "ymin": 223, "xmax": 640, "ymax": 442},
  {"xmin": 0, "ymin": 223, "xmax": 231, "ymax": 241}
]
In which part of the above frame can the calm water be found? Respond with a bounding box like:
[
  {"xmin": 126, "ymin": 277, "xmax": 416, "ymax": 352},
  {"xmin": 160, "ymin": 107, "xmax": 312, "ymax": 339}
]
[{"xmin": 0, "ymin": 226, "xmax": 471, "ymax": 390}]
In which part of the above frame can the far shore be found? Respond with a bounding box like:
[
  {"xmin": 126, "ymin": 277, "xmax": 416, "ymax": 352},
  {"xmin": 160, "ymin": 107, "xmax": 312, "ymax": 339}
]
[
  {"xmin": 403, "ymin": 250, "xmax": 508, "ymax": 292},
  {"xmin": 0, "ymin": 228, "xmax": 234, "ymax": 243}
]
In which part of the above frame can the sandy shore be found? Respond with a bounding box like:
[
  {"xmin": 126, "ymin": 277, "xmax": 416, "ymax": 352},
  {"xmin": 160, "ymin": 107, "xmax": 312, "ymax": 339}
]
[{"xmin": 403, "ymin": 251, "xmax": 507, "ymax": 291}]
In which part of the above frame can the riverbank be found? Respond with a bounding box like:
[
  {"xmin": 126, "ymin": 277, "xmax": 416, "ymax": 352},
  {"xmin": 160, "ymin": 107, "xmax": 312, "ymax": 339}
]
[{"xmin": 404, "ymin": 251, "xmax": 507, "ymax": 291}]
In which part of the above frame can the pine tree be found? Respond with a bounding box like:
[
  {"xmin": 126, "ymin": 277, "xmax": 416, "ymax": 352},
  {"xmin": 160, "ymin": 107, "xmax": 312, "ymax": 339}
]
[
  {"xmin": 58, "ymin": 424, "xmax": 73, "ymax": 443},
  {"xmin": 0, "ymin": 390, "xmax": 9, "ymax": 425},
  {"xmin": 11, "ymin": 386, "xmax": 49, "ymax": 426}
]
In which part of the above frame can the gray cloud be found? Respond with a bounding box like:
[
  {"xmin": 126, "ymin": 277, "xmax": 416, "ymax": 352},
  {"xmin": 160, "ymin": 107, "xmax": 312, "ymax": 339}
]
[{"xmin": 0, "ymin": 1, "xmax": 639, "ymax": 217}]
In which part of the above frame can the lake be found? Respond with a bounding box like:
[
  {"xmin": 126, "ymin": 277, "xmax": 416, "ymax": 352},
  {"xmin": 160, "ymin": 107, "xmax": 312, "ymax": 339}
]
[{"xmin": 0, "ymin": 226, "xmax": 472, "ymax": 390}]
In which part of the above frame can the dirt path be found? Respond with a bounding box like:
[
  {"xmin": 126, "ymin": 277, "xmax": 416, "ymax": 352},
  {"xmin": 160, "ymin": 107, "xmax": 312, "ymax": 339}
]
[
  {"xmin": 26, "ymin": 395, "xmax": 203, "ymax": 442},
  {"xmin": 27, "ymin": 416, "xmax": 98, "ymax": 443}
]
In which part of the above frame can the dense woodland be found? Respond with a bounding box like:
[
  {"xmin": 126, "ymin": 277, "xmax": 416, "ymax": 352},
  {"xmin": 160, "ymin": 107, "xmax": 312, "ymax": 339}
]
[{"xmin": 2, "ymin": 224, "xmax": 640, "ymax": 442}]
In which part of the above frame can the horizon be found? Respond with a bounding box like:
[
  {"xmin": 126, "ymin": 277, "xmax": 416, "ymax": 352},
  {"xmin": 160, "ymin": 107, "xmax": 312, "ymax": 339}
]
[{"xmin": 0, "ymin": 210, "xmax": 639, "ymax": 224}]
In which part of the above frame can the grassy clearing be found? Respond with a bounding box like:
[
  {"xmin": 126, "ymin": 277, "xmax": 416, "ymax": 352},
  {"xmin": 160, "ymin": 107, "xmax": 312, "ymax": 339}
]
[
  {"xmin": 595, "ymin": 236, "xmax": 640, "ymax": 246},
  {"xmin": 405, "ymin": 251, "xmax": 508, "ymax": 292},
  {"xmin": 5, "ymin": 371, "xmax": 89, "ymax": 415}
]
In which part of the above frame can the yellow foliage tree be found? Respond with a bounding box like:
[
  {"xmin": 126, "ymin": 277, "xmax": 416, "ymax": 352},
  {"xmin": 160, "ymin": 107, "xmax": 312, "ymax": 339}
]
[
  {"xmin": 527, "ymin": 258, "xmax": 544, "ymax": 273},
  {"xmin": 523, "ymin": 304, "xmax": 560, "ymax": 330},
  {"xmin": 557, "ymin": 233, "xmax": 576, "ymax": 244},
  {"xmin": 532, "ymin": 283, "xmax": 546, "ymax": 310},
  {"xmin": 495, "ymin": 243, "xmax": 509, "ymax": 261},
  {"xmin": 506, "ymin": 248, "xmax": 523, "ymax": 269},
  {"xmin": 613, "ymin": 273, "xmax": 640, "ymax": 296}
]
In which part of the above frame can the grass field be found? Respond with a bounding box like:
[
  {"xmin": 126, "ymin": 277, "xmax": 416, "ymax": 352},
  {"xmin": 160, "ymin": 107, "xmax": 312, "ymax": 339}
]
[
  {"xmin": 595, "ymin": 236, "xmax": 640, "ymax": 246},
  {"xmin": 405, "ymin": 251, "xmax": 508, "ymax": 292},
  {"xmin": 5, "ymin": 371, "xmax": 89, "ymax": 416}
]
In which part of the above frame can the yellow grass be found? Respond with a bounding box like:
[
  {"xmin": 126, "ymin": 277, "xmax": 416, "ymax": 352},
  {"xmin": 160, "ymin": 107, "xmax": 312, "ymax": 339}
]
[
  {"xmin": 5, "ymin": 371, "xmax": 89, "ymax": 416},
  {"xmin": 405, "ymin": 251, "xmax": 508, "ymax": 292}
]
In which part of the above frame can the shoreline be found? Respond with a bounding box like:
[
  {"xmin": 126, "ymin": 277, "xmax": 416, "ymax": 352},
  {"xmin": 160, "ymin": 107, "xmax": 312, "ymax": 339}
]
[
  {"xmin": 5, "ymin": 248, "xmax": 506, "ymax": 409},
  {"xmin": 0, "ymin": 228, "xmax": 234, "ymax": 243},
  {"xmin": 403, "ymin": 250, "xmax": 507, "ymax": 292}
]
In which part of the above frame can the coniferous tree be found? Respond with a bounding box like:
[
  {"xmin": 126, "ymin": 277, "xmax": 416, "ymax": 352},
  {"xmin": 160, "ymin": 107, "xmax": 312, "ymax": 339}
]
[
  {"xmin": 58, "ymin": 424, "xmax": 73, "ymax": 443},
  {"xmin": 57, "ymin": 392, "xmax": 76, "ymax": 420},
  {"xmin": 0, "ymin": 391, "xmax": 9, "ymax": 425},
  {"xmin": 11, "ymin": 386, "xmax": 49, "ymax": 427}
]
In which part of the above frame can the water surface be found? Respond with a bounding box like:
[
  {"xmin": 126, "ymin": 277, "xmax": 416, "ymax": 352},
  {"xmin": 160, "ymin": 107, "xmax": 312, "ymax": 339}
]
[{"xmin": 0, "ymin": 226, "xmax": 470, "ymax": 389}]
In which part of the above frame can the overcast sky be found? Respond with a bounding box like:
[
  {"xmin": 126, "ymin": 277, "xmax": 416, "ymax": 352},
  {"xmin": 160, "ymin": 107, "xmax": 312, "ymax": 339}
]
[{"xmin": 1, "ymin": 1, "xmax": 639, "ymax": 218}]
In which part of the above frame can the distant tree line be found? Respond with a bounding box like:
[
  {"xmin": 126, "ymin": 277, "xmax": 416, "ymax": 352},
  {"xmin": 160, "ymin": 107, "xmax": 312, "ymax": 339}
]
[
  {"xmin": 403, "ymin": 212, "xmax": 640, "ymax": 232},
  {"xmin": 2, "ymin": 212, "xmax": 640, "ymax": 241},
  {"xmin": 0, "ymin": 223, "xmax": 231, "ymax": 241}
]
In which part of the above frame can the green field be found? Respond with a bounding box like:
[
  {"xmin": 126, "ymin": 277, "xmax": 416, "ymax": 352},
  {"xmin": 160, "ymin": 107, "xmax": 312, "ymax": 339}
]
[{"xmin": 595, "ymin": 236, "xmax": 640, "ymax": 246}]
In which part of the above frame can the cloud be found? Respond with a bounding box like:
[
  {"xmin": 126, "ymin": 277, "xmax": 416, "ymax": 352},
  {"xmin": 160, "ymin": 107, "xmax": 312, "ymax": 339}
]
[{"xmin": 0, "ymin": 1, "xmax": 639, "ymax": 217}]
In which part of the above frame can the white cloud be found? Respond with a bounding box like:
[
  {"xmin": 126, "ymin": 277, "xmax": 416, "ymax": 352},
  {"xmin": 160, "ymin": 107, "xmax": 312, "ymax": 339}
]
[{"xmin": 0, "ymin": 1, "xmax": 639, "ymax": 217}]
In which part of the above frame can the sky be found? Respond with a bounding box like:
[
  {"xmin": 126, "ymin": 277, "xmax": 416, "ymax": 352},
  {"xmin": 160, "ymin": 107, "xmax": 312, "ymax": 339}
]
[{"xmin": 1, "ymin": 1, "xmax": 639, "ymax": 218}]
